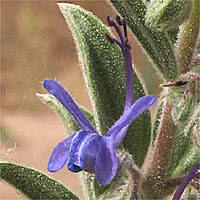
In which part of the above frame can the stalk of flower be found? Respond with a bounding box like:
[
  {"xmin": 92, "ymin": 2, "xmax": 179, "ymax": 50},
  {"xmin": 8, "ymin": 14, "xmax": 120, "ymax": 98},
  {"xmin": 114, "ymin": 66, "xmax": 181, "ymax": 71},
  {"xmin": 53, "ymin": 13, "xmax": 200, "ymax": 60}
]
[
  {"xmin": 43, "ymin": 16, "xmax": 157, "ymax": 185},
  {"xmin": 172, "ymin": 163, "xmax": 200, "ymax": 200}
]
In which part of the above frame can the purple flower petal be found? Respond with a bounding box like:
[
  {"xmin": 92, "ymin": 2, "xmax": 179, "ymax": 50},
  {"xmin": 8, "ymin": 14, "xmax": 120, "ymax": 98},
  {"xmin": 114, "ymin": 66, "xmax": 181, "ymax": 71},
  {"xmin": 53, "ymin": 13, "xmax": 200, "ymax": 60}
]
[
  {"xmin": 43, "ymin": 79, "xmax": 95, "ymax": 132},
  {"xmin": 106, "ymin": 95, "xmax": 157, "ymax": 145},
  {"xmin": 48, "ymin": 134, "xmax": 75, "ymax": 172},
  {"xmin": 95, "ymin": 136, "xmax": 118, "ymax": 185},
  {"xmin": 112, "ymin": 126, "xmax": 128, "ymax": 147},
  {"xmin": 67, "ymin": 130, "xmax": 99, "ymax": 173},
  {"xmin": 173, "ymin": 163, "xmax": 200, "ymax": 200},
  {"xmin": 82, "ymin": 134, "xmax": 101, "ymax": 173}
]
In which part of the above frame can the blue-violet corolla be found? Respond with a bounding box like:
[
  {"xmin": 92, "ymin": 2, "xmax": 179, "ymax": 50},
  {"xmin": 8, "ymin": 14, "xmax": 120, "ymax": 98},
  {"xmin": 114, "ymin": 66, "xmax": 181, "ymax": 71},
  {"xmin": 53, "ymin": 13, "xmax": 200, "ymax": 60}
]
[{"xmin": 43, "ymin": 16, "xmax": 157, "ymax": 185}]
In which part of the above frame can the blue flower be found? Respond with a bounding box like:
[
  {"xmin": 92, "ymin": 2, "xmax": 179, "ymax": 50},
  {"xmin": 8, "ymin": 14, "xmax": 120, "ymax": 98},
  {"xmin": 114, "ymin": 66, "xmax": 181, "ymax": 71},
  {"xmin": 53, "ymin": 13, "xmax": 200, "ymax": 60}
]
[{"xmin": 43, "ymin": 16, "xmax": 157, "ymax": 185}]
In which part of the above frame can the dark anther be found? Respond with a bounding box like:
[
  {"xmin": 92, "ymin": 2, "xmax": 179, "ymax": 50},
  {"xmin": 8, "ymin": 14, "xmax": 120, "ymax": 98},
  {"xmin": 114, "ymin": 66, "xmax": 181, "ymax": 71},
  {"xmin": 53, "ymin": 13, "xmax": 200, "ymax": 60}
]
[
  {"xmin": 174, "ymin": 80, "xmax": 188, "ymax": 86},
  {"xmin": 116, "ymin": 15, "xmax": 123, "ymax": 26},
  {"xmin": 160, "ymin": 80, "xmax": 188, "ymax": 88},
  {"xmin": 106, "ymin": 16, "xmax": 114, "ymax": 26},
  {"xmin": 104, "ymin": 33, "xmax": 114, "ymax": 43},
  {"xmin": 125, "ymin": 40, "xmax": 132, "ymax": 49}
]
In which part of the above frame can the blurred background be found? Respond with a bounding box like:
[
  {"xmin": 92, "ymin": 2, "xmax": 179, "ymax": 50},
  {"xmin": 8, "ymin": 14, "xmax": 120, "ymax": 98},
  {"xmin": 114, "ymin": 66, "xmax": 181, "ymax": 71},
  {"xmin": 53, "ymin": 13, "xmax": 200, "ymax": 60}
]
[
  {"xmin": 1, "ymin": 1, "xmax": 160, "ymax": 199},
  {"xmin": 1, "ymin": 1, "xmax": 120, "ymax": 199}
]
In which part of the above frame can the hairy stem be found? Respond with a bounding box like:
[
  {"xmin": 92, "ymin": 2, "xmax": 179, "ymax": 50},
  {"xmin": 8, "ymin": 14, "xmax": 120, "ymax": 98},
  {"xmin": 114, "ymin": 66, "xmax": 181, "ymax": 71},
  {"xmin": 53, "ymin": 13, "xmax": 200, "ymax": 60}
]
[
  {"xmin": 131, "ymin": 167, "xmax": 142, "ymax": 200},
  {"xmin": 176, "ymin": 0, "xmax": 200, "ymax": 75},
  {"xmin": 148, "ymin": 99, "xmax": 176, "ymax": 179},
  {"xmin": 144, "ymin": 99, "xmax": 177, "ymax": 198}
]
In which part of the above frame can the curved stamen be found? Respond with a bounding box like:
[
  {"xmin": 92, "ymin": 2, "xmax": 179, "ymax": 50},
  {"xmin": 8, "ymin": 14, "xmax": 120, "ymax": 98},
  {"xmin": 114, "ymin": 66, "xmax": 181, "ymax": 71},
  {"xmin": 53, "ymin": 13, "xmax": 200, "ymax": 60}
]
[
  {"xmin": 105, "ymin": 16, "xmax": 134, "ymax": 111},
  {"xmin": 104, "ymin": 33, "xmax": 122, "ymax": 49},
  {"xmin": 122, "ymin": 19, "xmax": 128, "ymax": 38},
  {"xmin": 106, "ymin": 16, "xmax": 114, "ymax": 27},
  {"xmin": 116, "ymin": 15, "xmax": 123, "ymax": 26},
  {"xmin": 106, "ymin": 16, "xmax": 125, "ymax": 47}
]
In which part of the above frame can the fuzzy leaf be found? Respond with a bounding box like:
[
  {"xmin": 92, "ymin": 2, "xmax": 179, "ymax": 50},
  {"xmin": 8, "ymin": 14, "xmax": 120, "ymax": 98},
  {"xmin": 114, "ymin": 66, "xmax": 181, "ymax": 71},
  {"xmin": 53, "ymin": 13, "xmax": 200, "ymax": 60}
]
[
  {"xmin": 145, "ymin": 0, "xmax": 192, "ymax": 31},
  {"xmin": 0, "ymin": 162, "xmax": 79, "ymax": 200},
  {"xmin": 167, "ymin": 83, "xmax": 200, "ymax": 178},
  {"xmin": 170, "ymin": 145, "xmax": 200, "ymax": 178},
  {"xmin": 176, "ymin": 0, "xmax": 200, "ymax": 75},
  {"xmin": 110, "ymin": 0, "xmax": 178, "ymax": 81},
  {"xmin": 183, "ymin": 104, "xmax": 200, "ymax": 137},
  {"xmin": 58, "ymin": 3, "xmax": 152, "ymax": 167}
]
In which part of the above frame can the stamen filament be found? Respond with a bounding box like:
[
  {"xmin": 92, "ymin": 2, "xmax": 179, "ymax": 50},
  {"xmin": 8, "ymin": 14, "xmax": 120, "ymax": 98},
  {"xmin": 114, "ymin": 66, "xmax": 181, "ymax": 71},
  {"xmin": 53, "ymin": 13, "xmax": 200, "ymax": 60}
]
[{"xmin": 105, "ymin": 16, "xmax": 134, "ymax": 112}]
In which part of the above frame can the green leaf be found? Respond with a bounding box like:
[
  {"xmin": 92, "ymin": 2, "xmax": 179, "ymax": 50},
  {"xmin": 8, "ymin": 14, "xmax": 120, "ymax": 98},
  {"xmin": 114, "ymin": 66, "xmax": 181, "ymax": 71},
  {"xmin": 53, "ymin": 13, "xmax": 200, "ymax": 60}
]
[
  {"xmin": 58, "ymin": 3, "xmax": 152, "ymax": 167},
  {"xmin": 145, "ymin": 0, "xmax": 192, "ymax": 31},
  {"xmin": 110, "ymin": 0, "xmax": 178, "ymax": 81},
  {"xmin": 182, "ymin": 104, "xmax": 200, "ymax": 137},
  {"xmin": 0, "ymin": 162, "xmax": 79, "ymax": 200},
  {"xmin": 167, "ymin": 93, "xmax": 200, "ymax": 178},
  {"xmin": 176, "ymin": 0, "xmax": 200, "ymax": 75},
  {"xmin": 170, "ymin": 143, "xmax": 200, "ymax": 178}
]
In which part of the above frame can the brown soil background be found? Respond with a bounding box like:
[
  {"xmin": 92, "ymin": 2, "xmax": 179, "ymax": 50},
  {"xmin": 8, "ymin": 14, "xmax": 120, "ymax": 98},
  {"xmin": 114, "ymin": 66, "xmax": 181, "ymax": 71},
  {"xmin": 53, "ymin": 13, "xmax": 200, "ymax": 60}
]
[
  {"xmin": 1, "ymin": 1, "xmax": 121, "ymax": 199},
  {"xmin": 1, "ymin": 1, "xmax": 160, "ymax": 199}
]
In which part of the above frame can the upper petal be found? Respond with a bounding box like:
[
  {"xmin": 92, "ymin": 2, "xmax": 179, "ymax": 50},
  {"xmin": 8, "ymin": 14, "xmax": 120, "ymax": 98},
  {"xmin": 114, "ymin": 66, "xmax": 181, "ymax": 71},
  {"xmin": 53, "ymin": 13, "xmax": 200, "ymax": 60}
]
[
  {"xmin": 106, "ymin": 95, "xmax": 157, "ymax": 144},
  {"xmin": 48, "ymin": 133, "xmax": 75, "ymax": 172},
  {"xmin": 95, "ymin": 136, "xmax": 118, "ymax": 185},
  {"xmin": 43, "ymin": 79, "xmax": 95, "ymax": 132},
  {"xmin": 112, "ymin": 126, "xmax": 128, "ymax": 147},
  {"xmin": 67, "ymin": 130, "xmax": 99, "ymax": 173}
]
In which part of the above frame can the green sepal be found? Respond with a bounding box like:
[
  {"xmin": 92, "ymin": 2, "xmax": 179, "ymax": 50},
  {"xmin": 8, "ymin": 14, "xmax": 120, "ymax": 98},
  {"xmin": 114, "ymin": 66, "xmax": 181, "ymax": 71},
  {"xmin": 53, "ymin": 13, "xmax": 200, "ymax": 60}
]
[
  {"xmin": 0, "ymin": 162, "xmax": 79, "ymax": 200},
  {"xmin": 145, "ymin": 0, "xmax": 192, "ymax": 31},
  {"xmin": 58, "ymin": 3, "xmax": 152, "ymax": 167},
  {"xmin": 110, "ymin": 0, "xmax": 178, "ymax": 81}
]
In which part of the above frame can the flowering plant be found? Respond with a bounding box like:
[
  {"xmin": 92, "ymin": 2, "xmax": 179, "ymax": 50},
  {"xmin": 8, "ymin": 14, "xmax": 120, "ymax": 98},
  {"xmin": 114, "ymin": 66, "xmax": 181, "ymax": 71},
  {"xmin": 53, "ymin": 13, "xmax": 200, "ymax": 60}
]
[{"xmin": 1, "ymin": 1, "xmax": 199, "ymax": 199}]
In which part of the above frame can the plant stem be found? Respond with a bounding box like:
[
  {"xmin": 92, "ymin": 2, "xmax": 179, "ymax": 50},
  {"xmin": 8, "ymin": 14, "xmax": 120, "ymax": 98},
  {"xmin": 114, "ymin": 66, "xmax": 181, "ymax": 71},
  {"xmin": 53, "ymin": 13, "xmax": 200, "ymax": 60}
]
[
  {"xmin": 131, "ymin": 167, "xmax": 142, "ymax": 200},
  {"xmin": 144, "ymin": 98, "xmax": 177, "ymax": 198},
  {"xmin": 176, "ymin": 0, "xmax": 200, "ymax": 75}
]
